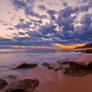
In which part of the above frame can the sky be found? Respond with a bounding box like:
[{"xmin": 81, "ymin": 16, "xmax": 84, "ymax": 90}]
[{"xmin": 0, "ymin": 0, "xmax": 92, "ymax": 46}]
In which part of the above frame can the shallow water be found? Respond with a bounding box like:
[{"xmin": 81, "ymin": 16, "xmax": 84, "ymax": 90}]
[
  {"xmin": 0, "ymin": 48, "xmax": 81, "ymax": 79},
  {"xmin": 0, "ymin": 48, "xmax": 82, "ymax": 65}
]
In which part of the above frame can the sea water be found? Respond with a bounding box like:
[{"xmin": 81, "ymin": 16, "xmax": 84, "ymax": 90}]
[{"xmin": 0, "ymin": 48, "xmax": 82, "ymax": 66}]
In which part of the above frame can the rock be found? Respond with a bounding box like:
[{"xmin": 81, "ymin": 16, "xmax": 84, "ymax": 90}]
[
  {"xmin": 42, "ymin": 63, "xmax": 50, "ymax": 67},
  {"xmin": 5, "ymin": 79, "xmax": 39, "ymax": 92},
  {"xmin": 0, "ymin": 79, "xmax": 8, "ymax": 89},
  {"xmin": 42, "ymin": 63, "xmax": 54, "ymax": 70},
  {"xmin": 11, "ymin": 89, "xmax": 26, "ymax": 92},
  {"xmin": 42, "ymin": 62, "xmax": 62, "ymax": 71},
  {"xmin": 88, "ymin": 61, "xmax": 92, "ymax": 71},
  {"xmin": 42, "ymin": 61, "xmax": 92, "ymax": 76},
  {"xmin": 62, "ymin": 62, "xmax": 70, "ymax": 65},
  {"xmin": 14, "ymin": 63, "xmax": 37, "ymax": 69},
  {"xmin": 77, "ymin": 49, "xmax": 92, "ymax": 53},
  {"xmin": 8, "ymin": 75, "xmax": 16, "ymax": 80},
  {"xmin": 62, "ymin": 61, "xmax": 92, "ymax": 77},
  {"xmin": 63, "ymin": 67, "xmax": 70, "ymax": 74},
  {"xmin": 84, "ymin": 49, "xmax": 92, "ymax": 53}
]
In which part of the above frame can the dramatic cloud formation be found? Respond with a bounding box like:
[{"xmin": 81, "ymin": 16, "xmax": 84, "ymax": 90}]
[{"xmin": 0, "ymin": 0, "xmax": 92, "ymax": 45}]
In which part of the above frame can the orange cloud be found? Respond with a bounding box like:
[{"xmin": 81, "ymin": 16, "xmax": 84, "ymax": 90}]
[{"xmin": 56, "ymin": 43, "xmax": 86, "ymax": 49}]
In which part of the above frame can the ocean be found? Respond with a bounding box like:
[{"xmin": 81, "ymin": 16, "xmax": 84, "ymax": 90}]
[{"xmin": 0, "ymin": 48, "xmax": 82, "ymax": 66}]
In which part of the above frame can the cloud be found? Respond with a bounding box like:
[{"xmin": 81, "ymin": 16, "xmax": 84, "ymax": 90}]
[
  {"xmin": 10, "ymin": 0, "xmax": 47, "ymax": 19},
  {"xmin": 15, "ymin": 21, "xmax": 31, "ymax": 30},
  {"xmin": 0, "ymin": 38, "xmax": 14, "ymax": 45},
  {"xmin": 18, "ymin": 32, "xmax": 25, "ymax": 35},
  {"xmin": 74, "ymin": 13, "xmax": 92, "ymax": 42},
  {"xmin": 56, "ymin": 6, "xmax": 76, "ymax": 32},
  {"xmin": 38, "ymin": 5, "xmax": 46, "ymax": 10},
  {"xmin": 8, "ymin": 27, "xmax": 14, "ymax": 30},
  {"xmin": 47, "ymin": 10, "xmax": 57, "ymax": 20},
  {"xmin": 0, "ymin": 0, "xmax": 92, "ymax": 46}
]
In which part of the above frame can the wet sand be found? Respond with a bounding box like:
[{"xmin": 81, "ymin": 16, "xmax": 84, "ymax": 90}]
[
  {"xmin": 53, "ymin": 75, "xmax": 92, "ymax": 92},
  {"xmin": 22, "ymin": 67, "xmax": 92, "ymax": 92},
  {"xmin": 34, "ymin": 67, "xmax": 92, "ymax": 92},
  {"xmin": 1, "ymin": 66, "xmax": 92, "ymax": 92},
  {"xmin": 31, "ymin": 67, "xmax": 92, "ymax": 92}
]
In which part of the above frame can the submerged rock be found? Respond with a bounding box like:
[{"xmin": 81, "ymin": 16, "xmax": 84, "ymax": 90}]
[
  {"xmin": 5, "ymin": 79, "xmax": 39, "ymax": 92},
  {"xmin": 62, "ymin": 61, "xmax": 92, "ymax": 77},
  {"xmin": 42, "ymin": 62, "xmax": 62, "ymax": 71},
  {"xmin": 0, "ymin": 79, "xmax": 8, "ymax": 89},
  {"xmin": 14, "ymin": 63, "xmax": 37, "ymax": 69},
  {"xmin": 8, "ymin": 75, "xmax": 16, "ymax": 80}
]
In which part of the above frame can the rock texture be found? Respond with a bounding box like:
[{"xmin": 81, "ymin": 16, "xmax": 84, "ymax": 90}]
[
  {"xmin": 0, "ymin": 79, "xmax": 8, "ymax": 89},
  {"xmin": 62, "ymin": 61, "xmax": 92, "ymax": 77},
  {"xmin": 14, "ymin": 63, "xmax": 37, "ymax": 69},
  {"xmin": 5, "ymin": 79, "xmax": 39, "ymax": 92},
  {"xmin": 8, "ymin": 75, "xmax": 16, "ymax": 80},
  {"xmin": 42, "ymin": 61, "xmax": 92, "ymax": 77},
  {"xmin": 84, "ymin": 49, "xmax": 92, "ymax": 53},
  {"xmin": 42, "ymin": 62, "xmax": 62, "ymax": 71}
]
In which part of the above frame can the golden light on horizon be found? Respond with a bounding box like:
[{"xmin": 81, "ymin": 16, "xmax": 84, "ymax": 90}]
[
  {"xmin": 11, "ymin": 43, "xmax": 86, "ymax": 49},
  {"xmin": 11, "ymin": 45, "xmax": 26, "ymax": 48},
  {"xmin": 11, "ymin": 45, "xmax": 53, "ymax": 49},
  {"xmin": 56, "ymin": 43, "xmax": 86, "ymax": 49}
]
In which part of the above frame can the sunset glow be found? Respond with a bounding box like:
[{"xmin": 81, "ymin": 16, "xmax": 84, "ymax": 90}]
[
  {"xmin": 11, "ymin": 45, "xmax": 26, "ymax": 48},
  {"xmin": 56, "ymin": 43, "xmax": 86, "ymax": 49},
  {"xmin": 11, "ymin": 45, "xmax": 54, "ymax": 49}
]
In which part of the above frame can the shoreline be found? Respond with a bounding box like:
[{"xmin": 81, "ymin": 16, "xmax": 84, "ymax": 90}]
[{"xmin": 0, "ymin": 60, "xmax": 92, "ymax": 92}]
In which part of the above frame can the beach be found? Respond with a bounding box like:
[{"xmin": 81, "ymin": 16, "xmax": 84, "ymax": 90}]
[{"xmin": 0, "ymin": 48, "xmax": 92, "ymax": 92}]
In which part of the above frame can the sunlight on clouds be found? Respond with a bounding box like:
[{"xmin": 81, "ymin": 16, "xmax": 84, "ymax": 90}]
[{"xmin": 56, "ymin": 43, "xmax": 86, "ymax": 49}]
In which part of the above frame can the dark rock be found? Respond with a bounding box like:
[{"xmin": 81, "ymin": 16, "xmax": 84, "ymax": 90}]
[
  {"xmin": 0, "ymin": 79, "xmax": 8, "ymax": 89},
  {"xmin": 88, "ymin": 62, "xmax": 92, "ymax": 71},
  {"xmin": 42, "ymin": 62, "xmax": 62, "ymax": 71},
  {"xmin": 42, "ymin": 62, "xmax": 54, "ymax": 70},
  {"xmin": 5, "ymin": 79, "xmax": 39, "ymax": 92},
  {"xmin": 42, "ymin": 63, "xmax": 50, "ymax": 67},
  {"xmin": 62, "ymin": 61, "xmax": 92, "ymax": 77},
  {"xmin": 54, "ymin": 68, "xmax": 62, "ymax": 71},
  {"xmin": 77, "ymin": 49, "xmax": 92, "ymax": 53},
  {"xmin": 8, "ymin": 75, "xmax": 16, "ymax": 80},
  {"xmin": 14, "ymin": 63, "xmax": 37, "ymax": 69},
  {"xmin": 62, "ymin": 61, "xmax": 70, "ymax": 65},
  {"xmin": 63, "ymin": 67, "xmax": 71, "ymax": 74},
  {"xmin": 84, "ymin": 49, "xmax": 92, "ymax": 53},
  {"xmin": 12, "ymin": 89, "xmax": 26, "ymax": 92}
]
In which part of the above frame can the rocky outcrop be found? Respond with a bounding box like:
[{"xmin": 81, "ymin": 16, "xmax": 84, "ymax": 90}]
[
  {"xmin": 0, "ymin": 79, "xmax": 8, "ymax": 89},
  {"xmin": 14, "ymin": 63, "xmax": 37, "ymax": 69},
  {"xmin": 62, "ymin": 61, "xmax": 92, "ymax": 77},
  {"xmin": 83, "ymin": 49, "xmax": 92, "ymax": 53},
  {"xmin": 42, "ymin": 61, "xmax": 92, "ymax": 77},
  {"xmin": 5, "ymin": 79, "xmax": 39, "ymax": 92}
]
